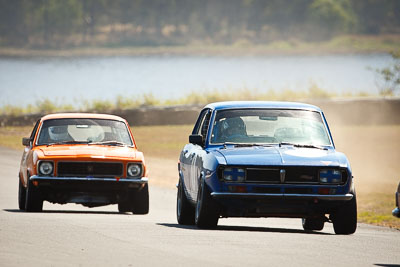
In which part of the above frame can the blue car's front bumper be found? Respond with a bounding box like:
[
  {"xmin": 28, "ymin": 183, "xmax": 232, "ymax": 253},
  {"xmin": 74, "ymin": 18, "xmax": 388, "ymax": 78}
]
[
  {"xmin": 210, "ymin": 190, "xmax": 354, "ymax": 218},
  {"xmin": 211, "ymin": 192, "xmax": 353, "ymax": 201}
]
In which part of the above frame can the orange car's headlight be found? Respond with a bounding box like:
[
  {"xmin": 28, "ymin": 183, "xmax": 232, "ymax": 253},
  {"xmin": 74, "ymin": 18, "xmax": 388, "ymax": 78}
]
[
  {"xmin": 127, "ymin": 163, "xmax": 142, "ymax": 178},
  {"xmin": 38, "ymin": 161, "xmax": 54, "ymax": 176}
]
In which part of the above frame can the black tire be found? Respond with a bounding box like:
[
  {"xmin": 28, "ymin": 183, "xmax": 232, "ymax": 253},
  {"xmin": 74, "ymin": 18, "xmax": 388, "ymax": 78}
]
[
  {"xmin": 177, "ymin": 179, "xmax": 195, "ymax": 225},
  {"xmin": 195, "ymin": 179, "xmax": 219, "ymax": 229},
  {"xmin": 302, "ymin": 217, "xmax": 325, "ymax": 231},
  {"xmin": 132, "ymin": 184, "xmax": 149, "ymax": 215},
  {"xmin": 18, "ymin": 178, "xmax": 26, "ymax": 211},
  {"xmin": 118, "ymin": 201, "xmax": 131, "ymax": 213},
  {"xmin": 331, "ymin": 194, "xmax": 357, "ymax": 235},
  {"xmin": 25, "ymin": 178, "xmax": 43, "ymax": 212}
]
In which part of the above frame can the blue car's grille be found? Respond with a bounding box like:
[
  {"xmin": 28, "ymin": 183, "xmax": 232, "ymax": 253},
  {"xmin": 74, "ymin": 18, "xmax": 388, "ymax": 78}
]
[
  {"xmin": 285, "ymin": 167, "xmax": 319, "ymax": 183},
  {"xmin": 246, "ymin": 168, "xmax": 280, "ymax": 183},
  {"xmin": 221, "ymin": 166, "xmax": 347, "ymax": 185}
]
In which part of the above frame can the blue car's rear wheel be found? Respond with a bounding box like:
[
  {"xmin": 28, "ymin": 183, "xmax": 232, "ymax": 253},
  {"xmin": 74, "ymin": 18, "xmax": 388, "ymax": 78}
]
[
  {"xmin": 177, "ymin": 179, "xmax": 195, "ymax": 225},
  {"xmin": 118, "ymin": 201, "xmax": 131, "ymax": 213},
  {"xmin": 195, "ymin": 179, "xmax": 219, "ymax": 229},
  {"xmin": 302, "ymin": 217, "xmax": 325, "ymax": 231}
]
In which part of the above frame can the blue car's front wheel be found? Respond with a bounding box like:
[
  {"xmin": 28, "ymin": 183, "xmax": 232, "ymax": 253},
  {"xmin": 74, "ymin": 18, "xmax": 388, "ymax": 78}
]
[
  {"xmin": 195, "ymin": 179, "xmax": 219, "ymax": 229},
  {"xmin": 331, "ymin": 193, "xmax": 357, "ymax": 235}
]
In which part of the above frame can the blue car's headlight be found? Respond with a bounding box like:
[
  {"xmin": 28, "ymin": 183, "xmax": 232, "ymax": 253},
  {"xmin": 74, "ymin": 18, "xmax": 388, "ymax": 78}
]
[
  {"xmin": 223, "ymin": 167, "xmax": 245, "ymax": 182},
  {"xmin": 319, "ymin": 169, "xmax": 342, "ymax": 184}
]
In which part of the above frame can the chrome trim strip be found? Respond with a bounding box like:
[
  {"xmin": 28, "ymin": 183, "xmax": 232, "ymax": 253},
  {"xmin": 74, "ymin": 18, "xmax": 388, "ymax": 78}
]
[
  {"xmin": 392, "ymin": 207, "xmax": 400, "ymax": 218},
  {"xmin": 30, "ymin": 175, "xmax": 148, "ymax": 183},
  {"xmin": 211, "ymin": 192, "xmax": 353, "ymax": 201}
]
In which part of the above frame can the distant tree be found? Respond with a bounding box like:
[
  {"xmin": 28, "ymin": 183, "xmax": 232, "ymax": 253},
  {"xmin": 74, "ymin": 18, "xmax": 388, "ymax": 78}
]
[
  {"xmin": 0, "ymin": 0, "xmax": 29, "ymax": 45},
  {"xmin": 307, "ymin": 0, "xmax": 357, "ymax": 38},
  {"xmin": 351, "ymin": 0, "xmax": 400, "ymax": 34},
  {"xmin": 0, "ymin": 0, "xmax": 399, "ymax": 48},
  {"xmin": 375, "ymin": 52, "xmax": 400, "ymax": 96}
]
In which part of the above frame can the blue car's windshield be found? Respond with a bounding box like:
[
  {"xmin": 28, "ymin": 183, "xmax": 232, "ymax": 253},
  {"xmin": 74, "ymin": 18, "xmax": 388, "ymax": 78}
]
[{"xmin": 210, "ymin": 109, "xmax": 331, "ymax": 146}]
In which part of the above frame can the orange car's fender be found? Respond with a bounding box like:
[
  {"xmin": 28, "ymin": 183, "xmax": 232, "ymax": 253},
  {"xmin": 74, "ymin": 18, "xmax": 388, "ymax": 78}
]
[
  {"xmin": 25, "ymin": 148, "xmax": 42, "ymax": 182},
  {"xmin": 135, "ymin": 151, "xmax": 148, "ymax": 177}
]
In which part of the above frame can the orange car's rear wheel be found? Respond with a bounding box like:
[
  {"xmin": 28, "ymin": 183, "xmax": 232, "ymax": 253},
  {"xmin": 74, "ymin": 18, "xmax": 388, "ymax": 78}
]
[{"xmin": 18, "ymin": 178, "xmax": 26, "ymax": 210}]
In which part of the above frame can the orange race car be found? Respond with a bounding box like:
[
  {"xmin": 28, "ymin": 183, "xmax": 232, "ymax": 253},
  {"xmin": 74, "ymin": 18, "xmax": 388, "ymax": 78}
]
[{"xmin": 18, "ymin": 113, "xmax": 149, "ymax": 214}]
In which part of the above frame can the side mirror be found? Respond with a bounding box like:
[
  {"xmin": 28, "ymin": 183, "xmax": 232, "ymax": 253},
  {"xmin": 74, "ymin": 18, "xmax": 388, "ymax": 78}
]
[
  {"xmin": 189, "ymin": 134, "xmax": 203, "ymax": 146},
  {"xmin": 22, "ymin": 137, "xmax": 31, "ymax": 146}
]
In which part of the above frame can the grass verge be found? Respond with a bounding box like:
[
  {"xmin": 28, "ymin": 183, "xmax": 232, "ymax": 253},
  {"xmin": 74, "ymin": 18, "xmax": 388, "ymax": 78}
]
[
  {"xmin": 1, "ymin": 34, "xmax": 400, "ymax": 57},
  {"xmin": 0, "ymin": 86, "xmax": 376, "ymax": 116}
]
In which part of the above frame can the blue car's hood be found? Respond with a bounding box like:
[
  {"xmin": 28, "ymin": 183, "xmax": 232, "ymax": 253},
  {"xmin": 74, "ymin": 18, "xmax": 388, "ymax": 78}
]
[{"xmin": 213, "ymin": 146, "xmax": 349, "ymax": 168}]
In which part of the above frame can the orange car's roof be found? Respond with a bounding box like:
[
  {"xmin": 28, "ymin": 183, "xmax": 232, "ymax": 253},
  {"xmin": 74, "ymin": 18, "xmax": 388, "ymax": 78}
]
[{"xmin": 41, "ymin": 113, "xmax": 127, "ymax": 122}]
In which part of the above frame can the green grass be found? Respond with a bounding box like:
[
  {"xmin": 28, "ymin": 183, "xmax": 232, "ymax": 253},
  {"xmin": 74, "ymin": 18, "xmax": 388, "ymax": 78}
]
[
  {"xmin": 1, "ymin": 34, "xmax": 400, "ymax": 57},
  {"xmin": 0, "ymin": 86, "xmax": 376, "ymax": 116},
  {"xmin": 357, "ymin": 193, "xmax": 399, "ymax": 228},
  {"xmin": 132, "ymin": 125, "xmax": 192, "ymax": 159},
  {"xmin": 0, "ymin": 126, "xmax": 32, "ymax": 150}
]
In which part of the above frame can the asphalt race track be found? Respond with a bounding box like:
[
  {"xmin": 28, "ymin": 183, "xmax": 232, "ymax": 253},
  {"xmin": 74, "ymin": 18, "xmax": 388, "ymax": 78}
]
[{"xmin": 0, "ymin": 146, "xmax": 399, "ymax": 266}]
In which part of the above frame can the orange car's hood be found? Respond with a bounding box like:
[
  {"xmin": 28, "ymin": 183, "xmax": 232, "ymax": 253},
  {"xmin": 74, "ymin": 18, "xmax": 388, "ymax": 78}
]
[{"xmin": 39, "ymin": 145, "xmax": 138, "ymax": 159}]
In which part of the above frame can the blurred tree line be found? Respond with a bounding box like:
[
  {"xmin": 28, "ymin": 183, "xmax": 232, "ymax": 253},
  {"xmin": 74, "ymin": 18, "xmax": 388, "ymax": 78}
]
[{"xmin": 0, "ymin": 0, "xmax": 399, "ymax": 48}]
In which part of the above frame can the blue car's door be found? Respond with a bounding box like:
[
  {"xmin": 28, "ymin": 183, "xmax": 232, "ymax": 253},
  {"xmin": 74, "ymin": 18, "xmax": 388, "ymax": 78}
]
[
  {"xmin": 188, "ymin": 109, "xmax": 212, "ymax": 200},
  {"xmin": 180, "ymin": 143, "xmax": 196, "ymax": 199}
]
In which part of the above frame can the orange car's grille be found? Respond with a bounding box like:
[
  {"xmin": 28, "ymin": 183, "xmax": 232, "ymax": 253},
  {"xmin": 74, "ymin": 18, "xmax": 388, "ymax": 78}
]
[{"xmin": 57, "ymin": 162, "xmax": 123, "ymax": 177}]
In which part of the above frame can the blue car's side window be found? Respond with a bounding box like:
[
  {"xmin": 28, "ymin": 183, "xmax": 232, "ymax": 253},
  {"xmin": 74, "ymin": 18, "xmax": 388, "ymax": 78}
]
[{"xmin": 193, "ymin": 109, "xmax": 212, "ymax": 143}]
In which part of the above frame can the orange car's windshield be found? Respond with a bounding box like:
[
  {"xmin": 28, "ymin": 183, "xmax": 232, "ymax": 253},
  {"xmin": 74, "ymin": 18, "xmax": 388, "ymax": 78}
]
[{"xmin": 36, "ymin": 118, "xmax": 133, "ymax": 146}]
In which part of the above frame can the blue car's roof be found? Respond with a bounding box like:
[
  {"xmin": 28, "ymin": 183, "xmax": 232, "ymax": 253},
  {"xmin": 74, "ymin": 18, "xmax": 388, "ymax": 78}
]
[{"xmin": 204, "ymin": 101, "xmax": 322, "ymax": 112}]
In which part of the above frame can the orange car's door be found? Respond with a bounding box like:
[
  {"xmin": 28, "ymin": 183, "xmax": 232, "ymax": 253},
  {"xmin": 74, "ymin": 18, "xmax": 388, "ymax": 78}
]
[{"xmin": 20, "ymin": 120, "xmax": 40, "ymax": 186}]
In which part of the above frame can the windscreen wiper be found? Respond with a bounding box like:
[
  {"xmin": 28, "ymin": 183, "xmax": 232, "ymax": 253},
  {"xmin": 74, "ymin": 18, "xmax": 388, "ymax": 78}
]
[
  {"xmin": 279, "ymin": 142, "xmax": 328, "ymax": 150},
  {"xmin": 46, "ymin": 141, "xmax": 89, "ymax": 146},
  {"xmin": 89, "ymin": 141, "xmax": 127, "ymax": 147},
  {"xmin": 222, "ymin": 142, "xmax": 274, "ymax": 148}
]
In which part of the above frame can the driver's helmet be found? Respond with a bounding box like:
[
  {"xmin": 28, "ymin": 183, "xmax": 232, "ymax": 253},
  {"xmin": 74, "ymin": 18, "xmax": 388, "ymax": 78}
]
[
  {"xmin": 48, "ymin": 125, "xmax": 70, "ymax": 141},
  {"xmin": 221, "ymin": 117, "xmax": 246, "ymax": 138}
]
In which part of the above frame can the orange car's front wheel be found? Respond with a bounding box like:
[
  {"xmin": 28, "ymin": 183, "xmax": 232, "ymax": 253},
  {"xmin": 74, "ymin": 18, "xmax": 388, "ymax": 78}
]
[{"xmin": 25, "ymin": 178, "xmax": 43, "ymax": 212}]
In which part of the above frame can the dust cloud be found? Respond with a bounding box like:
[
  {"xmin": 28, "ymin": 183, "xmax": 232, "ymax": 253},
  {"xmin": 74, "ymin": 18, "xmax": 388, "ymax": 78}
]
[{"xmin": 327, "ymin": 108, "xmax": 400, "ymax": 194}]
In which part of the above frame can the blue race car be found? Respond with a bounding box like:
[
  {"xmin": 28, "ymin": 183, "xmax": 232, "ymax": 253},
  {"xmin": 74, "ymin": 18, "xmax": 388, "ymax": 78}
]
[
  {"xmin": 177, "ymin": 101, "xmax": 357, "ymax": 234},
  {"xmin": 393, "ymin": 182, "xmax": 400, "ymax": 218}
]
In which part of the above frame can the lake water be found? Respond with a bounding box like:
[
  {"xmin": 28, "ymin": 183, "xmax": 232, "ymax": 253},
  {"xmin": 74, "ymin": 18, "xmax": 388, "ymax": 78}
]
[{"xmin": 0, "ymin": 53, "xmax": 392, "ymax": 107}]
